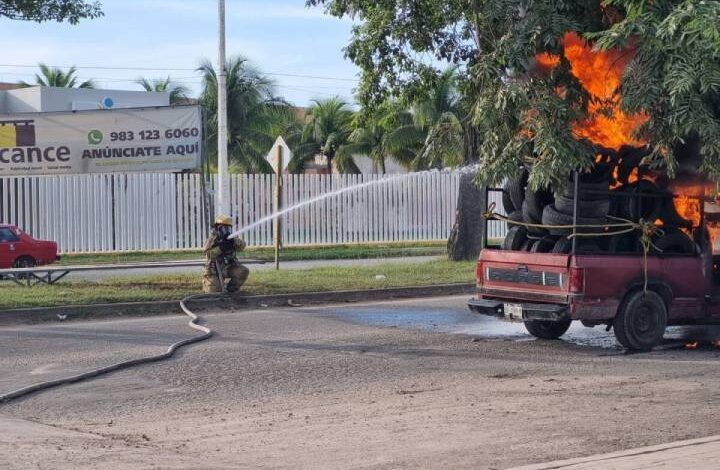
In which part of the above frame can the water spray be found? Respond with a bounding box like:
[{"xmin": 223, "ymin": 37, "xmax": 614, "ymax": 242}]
[{"xmin": 230, "ymin": 166, "xmax": 478, "ymax": 240}]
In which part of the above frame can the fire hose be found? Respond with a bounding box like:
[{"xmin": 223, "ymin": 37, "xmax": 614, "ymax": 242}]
[{"xmin": 0, "ymin": 293, "xmax": 219, "ymax": 404}]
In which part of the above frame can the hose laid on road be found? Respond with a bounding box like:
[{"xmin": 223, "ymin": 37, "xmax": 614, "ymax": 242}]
[{"xmin": 0, "ymin": 293, "xmax": 219, "ymax": 404}]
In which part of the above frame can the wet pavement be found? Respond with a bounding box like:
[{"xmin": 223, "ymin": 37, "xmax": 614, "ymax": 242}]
[{"xmin": 319, "ymin": 296, "xmax": 720, "ymax": 351}]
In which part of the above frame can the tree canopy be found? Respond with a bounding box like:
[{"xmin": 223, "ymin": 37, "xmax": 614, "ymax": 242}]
[
  {"xmin": 308, "ymin": 0, "xmax": 720, "ymax": 188},
  {"xmin": 0, "ymin": 0, "xmax": 102, "ymax": 23},
  {"xmin": 289, "ymin": 97, "xmax": 356, "ymax": 173},
  {"xmin": 20, "ymin": 63, "xmax": 96, "ymax": 88},
  {"xmin": 136, "ymin": 77, "xmax": 189, "ymax": 105},
  {"xmin": 198, "ymin": 56, "xmax": 296, "ymax": 174}
]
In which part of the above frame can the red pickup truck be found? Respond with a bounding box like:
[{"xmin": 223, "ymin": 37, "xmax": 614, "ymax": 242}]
[
  {"xmin": 0, "ymin": 224, "xmax": 59, "ymax": 269},
  {"xmin": 468, "ymin": 183, "xmax": 720, "ymax": 351}
]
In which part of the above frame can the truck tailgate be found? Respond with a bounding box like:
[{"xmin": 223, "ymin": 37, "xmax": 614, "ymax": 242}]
[{"xmin": 478, "ymin": 249, "xmax": 571, "ymax": 304}]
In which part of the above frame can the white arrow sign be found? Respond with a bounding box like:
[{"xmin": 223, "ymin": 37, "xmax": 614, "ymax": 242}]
[{"xmin": 265, "ymin": 136, "xmax": 292, "ymax": 173}]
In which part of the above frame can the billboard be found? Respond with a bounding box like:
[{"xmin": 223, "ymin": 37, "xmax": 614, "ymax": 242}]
[{"xmin": 0, "ymin": 106, "xmax": 202, "ymax": 176}]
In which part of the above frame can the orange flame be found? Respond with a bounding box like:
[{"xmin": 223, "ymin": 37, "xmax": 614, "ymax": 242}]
[
  {"xmin": 686, "ymin": 341, "xmax": 700, "ymax": 350},
  {"xmin": 537, "ymin": 32, "xmax": 649, "ymax": 150},
  {"xmin": 535, "ymin": 52, "xmax": 561, "ymax": 73},
  {"xmin": 674, "ymin": 194, "xmax": 702, "ymax": 228},
  {"xmin": 669, "ymin": 180, "xmax": 715, "ymax": 235}
]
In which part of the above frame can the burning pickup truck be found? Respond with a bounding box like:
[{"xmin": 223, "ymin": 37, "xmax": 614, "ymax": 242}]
[
  {"xmin": 468, "ymin": 29, "xmax": 720, "ymax": 351},
  {"xmin": 468, "ymin": 168, "xmax": 720, "ymax": 351}
]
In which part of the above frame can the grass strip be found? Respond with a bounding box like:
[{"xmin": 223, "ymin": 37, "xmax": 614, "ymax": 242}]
[
  {"xmin": 57, "ymin": 242, "xmax": 447, "ymax": 266},
  {"xmin": 0, "ymin": 259, "xmax": 475, "ymax": 310}
]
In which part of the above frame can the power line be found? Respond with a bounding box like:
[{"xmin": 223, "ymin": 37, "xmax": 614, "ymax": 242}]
[{"xmin": 0, "ymin": 63, "xmax": 360, "ymax": 82}]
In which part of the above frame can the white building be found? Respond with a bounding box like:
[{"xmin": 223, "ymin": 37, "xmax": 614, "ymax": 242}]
[{"xmin": 0, "ymin": 86, "xmax": 169, "ymax": 114}]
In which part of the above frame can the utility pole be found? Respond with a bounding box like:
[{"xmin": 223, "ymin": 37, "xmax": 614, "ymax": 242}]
[{"xmin": 216, "ymin": 0, "xmax": 230, "ymax": 217}]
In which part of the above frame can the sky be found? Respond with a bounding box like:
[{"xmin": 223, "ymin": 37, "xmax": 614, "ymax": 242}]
[{"xmin": 0, "ymin": 0, "xmax": 360, "ymax": 106}]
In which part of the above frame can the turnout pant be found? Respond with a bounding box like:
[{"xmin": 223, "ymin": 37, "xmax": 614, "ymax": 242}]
[{"xmin": 203, "ymin": 261, "xmax": 250, "ymax": 294}]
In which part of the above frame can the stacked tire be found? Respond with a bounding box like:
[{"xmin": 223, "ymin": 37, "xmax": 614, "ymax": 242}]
[
  {"xmin": 499, "ymin": 156, "xmax": 699, "ymax": 256},
  {"xmin": 501, "ymin": 176, "xmax": 557, "ymax": 254},
  {"xmin": 501, "ymin": 174, "xmax": 608, "ymax": 254},
  {"xmin": 542, "ymin": 179, "xmax": 609, "ymax": 252}
]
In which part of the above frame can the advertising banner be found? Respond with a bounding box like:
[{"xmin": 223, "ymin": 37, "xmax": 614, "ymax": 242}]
[{"xmin": 0, "ymin": 106, "xmax": 202, "ymax": 176}]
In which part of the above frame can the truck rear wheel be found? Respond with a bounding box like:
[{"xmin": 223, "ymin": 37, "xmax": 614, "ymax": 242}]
[
  {"xmin": 524, "ymin": 319, "xmax": 572, "ymax": 340},
  {"xmin": 613, "ymin": 290, "xmax": 667, "ymax": 351}
]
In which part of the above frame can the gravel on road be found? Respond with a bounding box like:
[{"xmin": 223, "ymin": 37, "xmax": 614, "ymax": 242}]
[{"xmin": 1, "ymin": 296, "xmax": 720, "ymax": 470}]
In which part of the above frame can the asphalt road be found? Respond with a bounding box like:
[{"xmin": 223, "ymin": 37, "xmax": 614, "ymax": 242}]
[
  {"xmin": 2, "ymin": 296, "xmax": 720, "ymax": 469},
  {"xmin": 67, "ymin": 255, "xmax": 440, "ymax": 281}
]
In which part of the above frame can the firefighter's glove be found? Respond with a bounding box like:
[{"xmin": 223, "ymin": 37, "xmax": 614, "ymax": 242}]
[{"xmin": 207, "ymin": 247, "xmax": 222, "ymax": 259}]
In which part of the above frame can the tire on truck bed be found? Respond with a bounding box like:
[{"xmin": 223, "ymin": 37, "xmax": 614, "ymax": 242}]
[
  {"xmin": 503, "ymin": 174, "xmax": 527, "ymax": 214},
  {"xmin": 502, "ymin": 226, "xmax": 528, "ymax": 251}
]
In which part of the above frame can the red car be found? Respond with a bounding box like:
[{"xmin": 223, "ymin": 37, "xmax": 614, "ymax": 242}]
[{"xmin": 0, "ymin": 224, "xmax": 59, "ymax": 269}]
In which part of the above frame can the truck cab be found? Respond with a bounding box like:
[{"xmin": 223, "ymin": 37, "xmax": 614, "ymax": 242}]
[{"xmin": 468, "ymin": 179, "xmax": 720, "ymax": 351}]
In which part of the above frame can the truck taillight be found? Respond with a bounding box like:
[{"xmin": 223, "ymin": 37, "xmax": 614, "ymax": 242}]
[
  {"xmin": 476, "ymin": 262, "xmax": 484, "ymax": 287},
  {"xmin": 568, "ymin": 267, "xmax": 585, "ymax": 294}
]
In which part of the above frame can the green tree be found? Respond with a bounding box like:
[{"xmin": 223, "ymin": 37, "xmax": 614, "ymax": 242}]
[
  {"xmin": 592, "ymin": 0, "xmax": 720, "ymax": 177},
  {"xmin": 308, "ymin": 0, "xmax": 720, "ymax": 186},
  {"xmin": 0, "ymin": 0, "xmax": 102, "ymax": 23},
  {"xmin": 306, "ymin": 0, "xmax": 606, "ymax": 188},
  {"xmin": 330, "ymin": 99, "xmax": 416, "ymax": 173},
  {"xmin": 136, "ymin": 77, "xmax": 190, "ymax": 105},
  {"xmin": 384, "ymin": 68, "xmax": 467, "ymax": 170},
  {"xmin": 20, "ymin": 63, "xmax": 96, "ymax": 88},
  {"xmin": 310, "ymin": 1, "xmax": 720, "ymax": 258},
  {"xmin": 198, "ymin": 57, "xmax": 294, "ymax": 174},
  {"xmin": 289, "ymin": 97, "xmax": 355, "ymax": 174}
]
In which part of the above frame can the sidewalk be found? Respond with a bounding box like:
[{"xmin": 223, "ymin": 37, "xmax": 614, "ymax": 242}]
[
  {"xmin": 510, "ymin": 435, "xmax": 720, "ymax": 469},
  {"xmin": 68, "ymin": 255, "xmax": 441, "ymax": 281}
]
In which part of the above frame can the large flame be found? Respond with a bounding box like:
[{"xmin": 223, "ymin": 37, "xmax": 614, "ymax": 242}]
[
  {"xmin": 538, "ymin": 32, "xmax": 649, "ymax": 150},
  {"xmin": 536, "ymin": 33, "xmax": 720, "ymax": 252},
  {"xmin": 670, "ymin": 180, "xmax": 718, "ymax": 249},
  {"xmin": 674, "ymin": 194, "xmax": 702, "ymax": 228}
]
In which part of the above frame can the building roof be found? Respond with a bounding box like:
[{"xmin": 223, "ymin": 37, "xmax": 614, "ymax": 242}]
[{"xmin": 0, "ymin": 82, "xmax": 21, "ymax": 91}]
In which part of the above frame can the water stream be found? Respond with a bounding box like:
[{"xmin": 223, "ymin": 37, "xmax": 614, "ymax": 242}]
[{"xmin": 229, "ymin": 167, "xmax": 476, "ymax": 240}]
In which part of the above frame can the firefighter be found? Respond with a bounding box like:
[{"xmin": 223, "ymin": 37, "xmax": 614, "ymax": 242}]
[{"xmin": 202, "ymin": 215, "xmax": 249, "ymax": 294}]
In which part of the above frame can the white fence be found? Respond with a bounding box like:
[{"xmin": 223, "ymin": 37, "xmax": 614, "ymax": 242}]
[{"xmin": 0, "ymin": 172, "xmax": 469, "ymax": 254}]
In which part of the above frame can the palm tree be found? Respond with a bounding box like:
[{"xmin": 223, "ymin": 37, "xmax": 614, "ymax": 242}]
[
  {"xmin": 289, "ymin": 98, "xmax": 354, "ymax": 174},
  {"xmin": 198, "ymin": 56, "xmax": 295, "ymax": 173},
  {"xmin": 385, "ymin": 67, "xmax": 466, "ymax": 170},
  {"xmin": 336, "ymin": 102, "xmax": 416, "ymax": 173},
  {"xmin": 20, "ymin": 63, "xmax": 96, "ymax": 88},
  {"xmin": 136, "ymin": 77, "xmax": 189, "ymax": 105}
]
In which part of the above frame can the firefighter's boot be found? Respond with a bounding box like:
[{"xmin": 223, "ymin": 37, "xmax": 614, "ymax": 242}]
[{"xmin": 225, "ymin": 263, "xmax": 249, "ymax": 293}]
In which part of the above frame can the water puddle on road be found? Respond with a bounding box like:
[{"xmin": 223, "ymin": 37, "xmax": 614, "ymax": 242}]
[
  {"xmin": 326, "ymin": 304, "xmax": 619, "ymax": 350},
  {"xmin": 323, "ymin": 302, "xmax": 720, "ymax": 352}
]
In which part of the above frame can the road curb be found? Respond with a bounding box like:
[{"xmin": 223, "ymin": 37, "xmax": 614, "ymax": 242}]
[
  {"xmin": 509, "ymin": 435, "xmax": 720, "ymax": 469},
  {"xmin": 0, "ymin": 283, "xmax": 475, "ymax": 326}
]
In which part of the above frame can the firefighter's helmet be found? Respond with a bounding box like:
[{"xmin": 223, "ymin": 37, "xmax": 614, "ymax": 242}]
[{"xmin": 215, "ymin": 215, "xmax": 233, "ymax": 226}]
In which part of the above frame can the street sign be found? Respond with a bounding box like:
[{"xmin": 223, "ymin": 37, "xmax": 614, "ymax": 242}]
[{"xmin": 265, "ymin": 136, "xmax": 292, "ymax": 173}]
